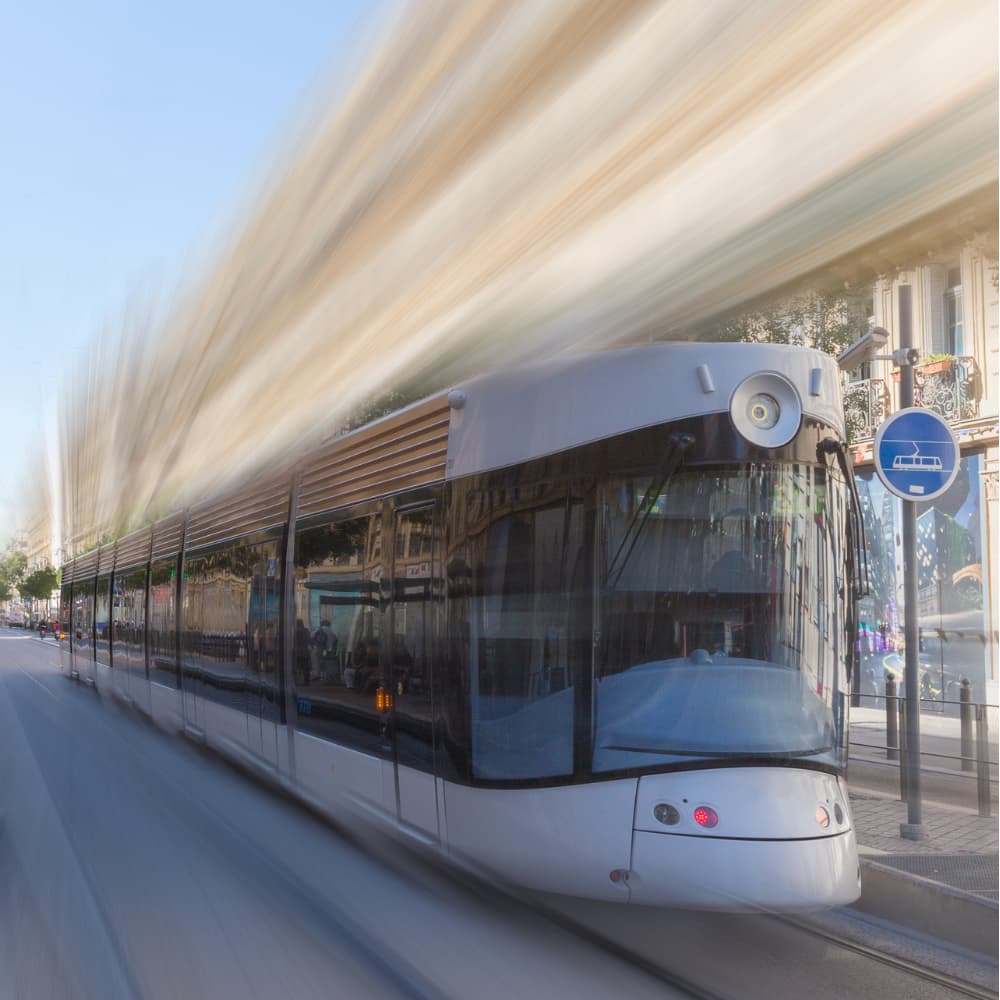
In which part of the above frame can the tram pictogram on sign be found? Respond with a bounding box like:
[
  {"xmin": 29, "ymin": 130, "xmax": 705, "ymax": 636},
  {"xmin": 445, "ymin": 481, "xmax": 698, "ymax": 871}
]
[{"xmin": 874, "ymin": 407, "xmax": 959, "ymax": 502}]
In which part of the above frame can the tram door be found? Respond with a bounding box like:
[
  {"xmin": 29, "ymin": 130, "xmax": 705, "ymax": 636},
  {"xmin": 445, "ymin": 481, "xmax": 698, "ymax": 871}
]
[{"xmin": 389, "ymin": 505, "xmax": 441, "ymax": 840}]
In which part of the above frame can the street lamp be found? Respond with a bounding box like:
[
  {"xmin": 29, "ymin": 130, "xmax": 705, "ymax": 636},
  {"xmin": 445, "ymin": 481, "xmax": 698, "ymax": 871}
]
[{"xmin": 836, "ymin": 326, "xmax": 919, "ymax": 372}]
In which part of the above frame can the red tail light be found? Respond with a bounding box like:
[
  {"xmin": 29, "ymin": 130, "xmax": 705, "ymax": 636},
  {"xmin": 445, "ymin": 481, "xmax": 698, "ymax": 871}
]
[{"xmin": 693, "ymin": 806, "xmax": 719, "ymax": 828}]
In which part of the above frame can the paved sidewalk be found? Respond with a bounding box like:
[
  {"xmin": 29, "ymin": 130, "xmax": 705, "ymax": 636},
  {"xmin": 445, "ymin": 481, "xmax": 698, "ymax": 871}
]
[
  {"xmin": 849, "ymin": 785, "xmax": 999, "ymax": 904},
  {"xmin": 850, "ymin": 788, "xmax": 998, "ymax": 855}
]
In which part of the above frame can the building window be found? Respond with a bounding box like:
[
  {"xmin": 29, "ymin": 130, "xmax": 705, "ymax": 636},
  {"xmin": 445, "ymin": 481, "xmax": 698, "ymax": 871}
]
[
  {"xmin": 944, "ymin": 268, "xmax": 964, "ymax": 355},
  {"xmin": 846, "ymin": 361, "xmax": 871, "ymax": 383}
]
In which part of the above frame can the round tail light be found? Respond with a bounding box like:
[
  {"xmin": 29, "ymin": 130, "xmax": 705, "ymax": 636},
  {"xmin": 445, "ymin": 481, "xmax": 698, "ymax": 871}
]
[{"xmin": 693, "ymin": 806, "xmax": 719, "ymax": 828}]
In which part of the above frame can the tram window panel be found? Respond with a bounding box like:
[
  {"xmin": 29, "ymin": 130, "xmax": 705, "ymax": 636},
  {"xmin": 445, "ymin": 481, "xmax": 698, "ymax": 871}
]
[
  {"xmin": 292, "ymin": 515, "xmax": 389, "ymax": 758},
  {"xmin": 121, "ymin": 567, "xmax": 148, "ymax": 676},
  {"xmin": 59, "ymin": 582, "xmax": 71, "ymax": 639},
  {"xmin": 182, "ymin": 541, "xmax": 270, "ymax": 716},
  {"xmin": 252, "ymin": 542, "xmax": 283, "ymax": 721},
  {"xmin": 593, "ymin": 464, "xmax": 848, "ymax": 773},
  {"xmin": 72, "ymin": 578, "xmax": 95, "ymax": 654},
  {"xmin": 468, "ymin": 494, "xmax": 586, "ymax": 780},
  {"xmin": 149, "ymin": 557, "xmax": 179, "ymax": 686},
  {"xmin": 95, "ymin": 574, "xmax": 112, "ymax": 666},
  {"xmin": 110, "ymin": 571, "xmax": 128, "ymax": 665},
  {"xmin": 392, "ymin": 506, "xmax": 441, "ymax": 771}
]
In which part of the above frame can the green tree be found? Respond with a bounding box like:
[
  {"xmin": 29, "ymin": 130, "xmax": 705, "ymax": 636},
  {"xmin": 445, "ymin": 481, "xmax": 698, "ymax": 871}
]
[
  {"xmin": 715, "ymin": 285, "xmax": 872, "ymax": 358},
  {"xmin": 20, "ymin": 565, "xmax": 60, "ymax": 602},
  {"xmin": 0, "ymin": 546, "xmax": 27, "ymax": 601}
]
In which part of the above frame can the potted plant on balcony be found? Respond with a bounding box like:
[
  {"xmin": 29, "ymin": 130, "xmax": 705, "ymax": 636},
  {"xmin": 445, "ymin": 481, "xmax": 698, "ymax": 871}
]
[
  {"xmin": 918, "ymin": 353, "xmax": 954, "ymax": 375},
  {"xmin": 892, "ymin": 353, "xmax": 954, "ymax": 381}
]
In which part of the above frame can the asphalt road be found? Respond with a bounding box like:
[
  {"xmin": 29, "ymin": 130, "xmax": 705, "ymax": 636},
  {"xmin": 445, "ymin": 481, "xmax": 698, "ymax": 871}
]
[{"xmin": 1, "ymin": 630, "xmax": 994, "ymax": 999}]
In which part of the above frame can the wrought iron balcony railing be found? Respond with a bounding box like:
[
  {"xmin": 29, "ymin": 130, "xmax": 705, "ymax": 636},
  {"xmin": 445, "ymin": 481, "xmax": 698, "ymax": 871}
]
[
  {"xmin": 843, "ymin": 377, "xmax": 890, "ymax": 443},
  {"xmin": 843, "ymin": 356, "xmax": 984, "ymax": 444},
  {"xmin": 914, "ymin": 356, "xmax": 982, "ymax": 422}
]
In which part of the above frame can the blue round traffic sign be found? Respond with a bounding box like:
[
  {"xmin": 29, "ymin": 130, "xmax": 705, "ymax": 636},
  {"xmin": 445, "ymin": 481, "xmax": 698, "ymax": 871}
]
[{"xmin": 874, "ymin": 407, "xmax": 959, "ymax": 502}]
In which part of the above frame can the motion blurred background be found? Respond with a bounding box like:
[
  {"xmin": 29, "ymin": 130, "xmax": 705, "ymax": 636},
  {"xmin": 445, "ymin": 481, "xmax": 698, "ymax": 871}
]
[{"xmin": 0, "ymin": 0, "xmax": 995, "ymax": 613}]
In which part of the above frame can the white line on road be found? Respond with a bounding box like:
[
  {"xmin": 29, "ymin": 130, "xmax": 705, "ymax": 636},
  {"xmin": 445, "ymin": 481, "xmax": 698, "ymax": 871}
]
[{"xmin": 17, "ymin": 666, "xmax": 57, "ymax": 699}]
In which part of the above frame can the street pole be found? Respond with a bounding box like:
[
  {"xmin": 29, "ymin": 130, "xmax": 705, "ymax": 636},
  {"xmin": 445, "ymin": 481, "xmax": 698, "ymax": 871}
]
[
  {"xmin": 898, "ymin": 285, "xmax": 924, "ymax": 839},
  {"xmin": 938, "ymin": 573, "xmax": 945, "ymax": 710}
]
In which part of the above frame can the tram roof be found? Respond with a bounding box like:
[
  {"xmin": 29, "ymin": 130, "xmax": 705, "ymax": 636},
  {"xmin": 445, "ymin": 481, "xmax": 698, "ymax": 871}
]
[{"xmin": 435, "ymin": 341, "xmax": 844, "ymax": 479}]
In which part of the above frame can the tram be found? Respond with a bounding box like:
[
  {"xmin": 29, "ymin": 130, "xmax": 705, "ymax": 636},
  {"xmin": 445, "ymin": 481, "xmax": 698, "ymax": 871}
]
[{"xmin": 60, "ymin": 342, "xmax": 864, "ymax": 909}]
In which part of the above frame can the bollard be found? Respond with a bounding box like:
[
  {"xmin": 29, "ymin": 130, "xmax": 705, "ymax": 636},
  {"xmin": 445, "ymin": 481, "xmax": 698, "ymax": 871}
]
[
  {"xmin": 976, "ymin": 704, "xmax": 992, "ymax": 819},
  {"xmin": 885, "ymin": 675, "xmax": 898, "ymax": 761},
  {"xmin": 960, "ymin": 679, "xmax": 974, "ymax": 772},
  {"xmin": 898, "ymin": 695, "xmax": 909, "ymax": 803}
]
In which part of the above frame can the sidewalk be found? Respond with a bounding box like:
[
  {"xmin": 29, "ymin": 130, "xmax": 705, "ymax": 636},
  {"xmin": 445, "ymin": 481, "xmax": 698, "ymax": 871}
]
[
  {"xmin": 847, "ymin": 778, "xmax": 998, "ymax": 956},
  {"xmin": 850, "ymin": 788, "xmax": 999, "ymax": 861}
]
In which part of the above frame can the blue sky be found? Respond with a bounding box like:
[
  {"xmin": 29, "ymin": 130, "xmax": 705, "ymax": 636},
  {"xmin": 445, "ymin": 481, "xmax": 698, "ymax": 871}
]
[{"xmin": 0, "ymin": 0, "xmax": 381, "ymax": 546}]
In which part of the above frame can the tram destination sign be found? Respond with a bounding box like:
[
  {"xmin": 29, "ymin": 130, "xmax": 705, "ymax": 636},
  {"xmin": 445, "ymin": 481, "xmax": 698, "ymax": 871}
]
[{"xmin": 874, "ymin": 406, "xmax": 959, "ymax": 502}]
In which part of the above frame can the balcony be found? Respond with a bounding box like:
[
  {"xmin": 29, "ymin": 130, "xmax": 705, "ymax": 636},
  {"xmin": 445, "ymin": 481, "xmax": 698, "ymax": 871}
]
[
  {"xmin": 844, "ymin": 356, "xmax": 984, "ymax": 444},
  {"xmin": 914, "ymin": 356, "xmax": 982, "ymax": 422},
  {"xmin": 843, "ymin": 377, "xmax": 890, "ymax": 443}
]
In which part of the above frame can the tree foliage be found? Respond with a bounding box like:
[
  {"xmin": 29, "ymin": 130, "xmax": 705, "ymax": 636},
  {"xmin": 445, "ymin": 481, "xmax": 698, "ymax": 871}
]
[
  {"xmin": 20, "ymin": 565, "xmax": 60, "ymax": 601},
  {"xmin": 0, "ymin": 546, "xmax": 27, "ymax": 603},
  {"xmin": 715, "ymin": 286, "xmax": 872, "ymax": 358}
]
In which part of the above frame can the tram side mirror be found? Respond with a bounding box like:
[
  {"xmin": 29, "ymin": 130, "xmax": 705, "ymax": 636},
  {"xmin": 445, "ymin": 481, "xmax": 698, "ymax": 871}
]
[{"xmin": 836, "ymin": 328, "xmax": 889, "ymax": 371}]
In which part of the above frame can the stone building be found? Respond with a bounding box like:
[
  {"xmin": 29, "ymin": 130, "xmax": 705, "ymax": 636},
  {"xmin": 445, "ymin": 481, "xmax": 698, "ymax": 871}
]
[{"xmin": 846, "ymin": 238, "xmax": 998, "ymax": 703}]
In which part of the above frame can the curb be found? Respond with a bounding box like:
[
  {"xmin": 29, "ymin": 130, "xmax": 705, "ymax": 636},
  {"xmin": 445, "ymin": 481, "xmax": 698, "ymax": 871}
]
[{"xmin": 853, "ymin": 857, "xmax": 998, "ymax": 958}]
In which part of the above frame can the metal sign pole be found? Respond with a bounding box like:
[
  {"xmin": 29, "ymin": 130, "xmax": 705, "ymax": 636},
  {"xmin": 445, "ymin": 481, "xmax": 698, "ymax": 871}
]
[{"xmin": 898, "ymin": 285, "xmax": 924, "ymax": 840}]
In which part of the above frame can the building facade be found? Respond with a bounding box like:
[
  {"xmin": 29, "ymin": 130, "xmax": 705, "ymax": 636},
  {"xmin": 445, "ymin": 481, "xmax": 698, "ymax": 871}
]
[{"xmin": 845, "ymin": 240, "xmax": 998, "ymax": 703}]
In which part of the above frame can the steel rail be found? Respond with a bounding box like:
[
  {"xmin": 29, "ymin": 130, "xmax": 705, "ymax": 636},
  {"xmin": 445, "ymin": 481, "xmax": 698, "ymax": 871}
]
[{"xmin": 767, "ymin": 913, "xmax": 999, "ymax": 1000}]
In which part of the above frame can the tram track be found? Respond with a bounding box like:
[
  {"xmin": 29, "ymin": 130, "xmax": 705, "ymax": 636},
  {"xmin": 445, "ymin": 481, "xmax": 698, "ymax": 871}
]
[
  {"xmin": 490, "ymin": 873, "xmax": 999, "ymax": 1000},
  {"xmin": 767, "ymin": 913, "xmax": 999, "ymax": 1000},
  {"xmin": 539, "ymin": 902, "xmax": 998, "ymax": 1000}
]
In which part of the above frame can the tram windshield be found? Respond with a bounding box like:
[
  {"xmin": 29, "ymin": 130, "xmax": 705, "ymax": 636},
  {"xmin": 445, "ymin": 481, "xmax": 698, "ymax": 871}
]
[{"xmin": 594, "ymin": 462, "xmax": 849, "ymax": 772}]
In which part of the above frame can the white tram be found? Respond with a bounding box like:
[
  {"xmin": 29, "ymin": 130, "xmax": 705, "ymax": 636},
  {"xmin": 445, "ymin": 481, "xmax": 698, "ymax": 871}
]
[{"xmin": 61, "ymin": 343, "xmax": 864, "ymax": 909}]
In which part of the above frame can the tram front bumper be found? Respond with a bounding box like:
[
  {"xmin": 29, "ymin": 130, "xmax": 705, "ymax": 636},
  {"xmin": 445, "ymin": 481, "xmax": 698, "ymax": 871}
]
[
  {"xmin": 625, "ymin": 767, "xmax": 860, "ymax": 909},
  {"xmin": 627, "ymin": 827, "xmax": 860, "ymax": 910}
]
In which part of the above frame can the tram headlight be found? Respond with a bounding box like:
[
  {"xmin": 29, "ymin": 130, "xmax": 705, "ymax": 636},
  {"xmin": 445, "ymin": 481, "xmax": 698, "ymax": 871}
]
[
  {"xmin": 653, "ymin": 803, "xmax": 680, "ymax": 826},
  {"xmin": 815, "ymin": 806, "xmax": 831, "ymax": 829},
  {"xmin": 730, "ymin": 373, "xmax": 801, "ymax": 448},
  {"xmin": 747, "ymin": 393, "xmax": 780, "ymax": 429}
]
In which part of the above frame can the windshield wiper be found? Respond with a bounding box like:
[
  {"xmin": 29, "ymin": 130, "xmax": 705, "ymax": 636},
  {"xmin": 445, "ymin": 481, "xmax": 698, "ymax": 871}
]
[
  {"xmin": 601, "ymin": 744, "xmax": 834, "ymax": 758},
  {"xmin": 606, "ymin": 432, "xmax": 695, "ymax": 590}
]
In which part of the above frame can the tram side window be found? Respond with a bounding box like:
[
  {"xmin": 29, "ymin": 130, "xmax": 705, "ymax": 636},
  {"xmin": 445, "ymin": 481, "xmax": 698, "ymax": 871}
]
[
  {"xmin": 149, "ymin": 557, "xmax": 179, "ymax": 686},
  {"xmin": 72, "ymin": 578, "xmax": 95, "ymax": 655},
  {"xmin": 181, "ymin": 540, "xmax": 282, "ymax": 715},
  {"xmin": 95, "ymin": 574, "xmax": 112, "ymax": 666},
  {"xmin": 468, "ymin": 492, "xmax": 586, "ymax": 780},
  {"xmin": 292, "ymin": 514, "xmax": 388, "ymax": 757},
  {"xmin": 59, "ymin": 583, "xmax": 71, "ymax": 639},
  {"xmin": 392, "ymin": 506, "xmax": 440, "ymax": 771},
  {"xmin": 115, "ymin": 566, "xmax": 148, "ymax": 677}
]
